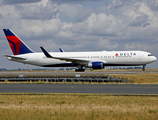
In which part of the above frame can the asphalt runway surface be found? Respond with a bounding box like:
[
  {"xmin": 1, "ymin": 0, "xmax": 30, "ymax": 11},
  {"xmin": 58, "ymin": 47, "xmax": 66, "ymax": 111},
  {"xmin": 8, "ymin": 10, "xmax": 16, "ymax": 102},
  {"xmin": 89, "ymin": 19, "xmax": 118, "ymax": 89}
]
[
  {"xmin": 0, "ymin": 84, "xmax": 157, "ymax": 94},
  {"xmin": 0, "ymin": 70, "xmax": 158, "ymax": 76}
]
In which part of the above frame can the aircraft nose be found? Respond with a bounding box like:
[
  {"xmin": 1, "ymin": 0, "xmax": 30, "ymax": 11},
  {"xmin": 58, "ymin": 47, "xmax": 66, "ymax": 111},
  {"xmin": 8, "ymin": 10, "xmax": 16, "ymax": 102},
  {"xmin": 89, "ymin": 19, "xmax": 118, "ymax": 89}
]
[
  {"xmin": 152, "ymin": 56, "xmax": 157, "ymax": 62},
  {"xmin": 148, "ymin": 55, "xmax": 157, "ymax": 63},
  {"xmin": 154, "ymin": 56, "xmax": 157, "ymax": 61}
]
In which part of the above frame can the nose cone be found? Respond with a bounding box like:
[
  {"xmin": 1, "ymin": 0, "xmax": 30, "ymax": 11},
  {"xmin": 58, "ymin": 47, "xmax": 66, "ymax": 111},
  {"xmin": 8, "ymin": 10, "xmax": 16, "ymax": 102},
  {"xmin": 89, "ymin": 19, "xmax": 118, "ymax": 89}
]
[
  {"xmin": 154, "ymin": 56, "xmax": 157, "ymax": 61},
  {"xmin": 151, "ymin": 56, "xmax": 157, "ymax": 62}
]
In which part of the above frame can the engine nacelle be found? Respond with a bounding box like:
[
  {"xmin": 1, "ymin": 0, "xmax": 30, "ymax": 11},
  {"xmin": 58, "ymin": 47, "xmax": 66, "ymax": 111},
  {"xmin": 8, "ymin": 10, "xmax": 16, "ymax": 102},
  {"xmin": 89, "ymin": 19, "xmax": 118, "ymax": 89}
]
[{"xmin": 88, "ymin": 62, "xmax": 103, "ymax": 69}]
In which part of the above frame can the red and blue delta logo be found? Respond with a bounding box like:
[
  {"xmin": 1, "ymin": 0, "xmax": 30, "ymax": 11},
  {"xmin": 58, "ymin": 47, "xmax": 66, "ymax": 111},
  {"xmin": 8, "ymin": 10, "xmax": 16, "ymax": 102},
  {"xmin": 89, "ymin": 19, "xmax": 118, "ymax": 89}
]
[
  {"xmin": 3, "ymin": 29, "xmax": 33, "ymax": 55},
  {"xmin": 7, "ymin": 36, "xmax": 22, "ymax": 55}
]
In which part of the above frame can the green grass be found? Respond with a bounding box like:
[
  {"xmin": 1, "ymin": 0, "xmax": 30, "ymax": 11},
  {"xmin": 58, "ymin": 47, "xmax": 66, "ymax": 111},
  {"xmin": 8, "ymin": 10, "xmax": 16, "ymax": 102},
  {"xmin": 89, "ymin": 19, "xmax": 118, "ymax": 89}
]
[{"xmin": 0, "ymin": 94, "xmax": 157, "ymax": 120}]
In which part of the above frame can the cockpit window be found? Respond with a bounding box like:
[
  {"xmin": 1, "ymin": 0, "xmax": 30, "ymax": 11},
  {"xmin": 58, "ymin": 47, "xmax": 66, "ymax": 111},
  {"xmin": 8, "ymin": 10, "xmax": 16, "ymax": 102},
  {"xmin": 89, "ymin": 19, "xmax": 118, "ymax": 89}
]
[{"xmin": 148, "ymin": 54, "xmax": 153, "ymax": 56}]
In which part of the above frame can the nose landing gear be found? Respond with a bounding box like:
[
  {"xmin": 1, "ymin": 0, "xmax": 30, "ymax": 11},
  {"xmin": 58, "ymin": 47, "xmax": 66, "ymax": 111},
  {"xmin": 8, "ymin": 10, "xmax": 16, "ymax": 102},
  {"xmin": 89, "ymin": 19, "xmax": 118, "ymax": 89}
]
[{"xmin": 142, "ymin": 65, "xmax": 146, "ymax": 71}]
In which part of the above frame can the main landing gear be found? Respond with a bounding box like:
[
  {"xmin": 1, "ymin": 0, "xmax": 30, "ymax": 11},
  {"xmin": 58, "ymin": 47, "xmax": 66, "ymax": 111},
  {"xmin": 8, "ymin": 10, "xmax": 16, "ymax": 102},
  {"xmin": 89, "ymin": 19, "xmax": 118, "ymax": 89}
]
[
  {"xmin": 142, "ymin": 65, "xmax": 146, "ymax": 71},
  {"xmin": 75, "ymin": 65, "xmax": 85, "ymax": 72}
]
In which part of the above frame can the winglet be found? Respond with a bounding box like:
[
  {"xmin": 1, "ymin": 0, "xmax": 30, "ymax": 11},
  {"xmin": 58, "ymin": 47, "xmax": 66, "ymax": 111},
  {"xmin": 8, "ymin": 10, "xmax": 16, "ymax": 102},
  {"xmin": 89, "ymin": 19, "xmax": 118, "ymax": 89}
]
[
  {"xmin": 59, "ymin": 48, "xmax": 64, "ymax": 52},
  {"xmin": 40, "ymin": 47, "xmax": 52, "ymax": 58}
]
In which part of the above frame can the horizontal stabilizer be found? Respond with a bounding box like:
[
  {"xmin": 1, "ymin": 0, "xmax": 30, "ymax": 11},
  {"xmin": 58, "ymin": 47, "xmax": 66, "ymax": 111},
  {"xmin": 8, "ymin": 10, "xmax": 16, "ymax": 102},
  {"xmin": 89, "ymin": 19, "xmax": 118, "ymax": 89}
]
[{"xmin": 3, "ymin": 55, "xmax": 26, "ymax": 60}]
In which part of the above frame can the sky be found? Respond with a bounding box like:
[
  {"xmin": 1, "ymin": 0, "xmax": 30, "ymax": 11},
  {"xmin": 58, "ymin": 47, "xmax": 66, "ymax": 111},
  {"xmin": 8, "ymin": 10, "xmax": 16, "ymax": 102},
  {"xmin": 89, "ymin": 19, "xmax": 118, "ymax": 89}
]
[{"xmin": 0, "ymin": 0, "xmax": 158, "ymax": 69}]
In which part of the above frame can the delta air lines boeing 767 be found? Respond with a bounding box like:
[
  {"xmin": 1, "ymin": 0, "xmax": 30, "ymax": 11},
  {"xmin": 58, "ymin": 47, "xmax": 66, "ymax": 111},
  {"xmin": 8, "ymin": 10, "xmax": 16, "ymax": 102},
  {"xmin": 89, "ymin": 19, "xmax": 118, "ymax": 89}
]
[{"xmin": 3, "ymin": 29, "xmax": 157, "ymax": 72}]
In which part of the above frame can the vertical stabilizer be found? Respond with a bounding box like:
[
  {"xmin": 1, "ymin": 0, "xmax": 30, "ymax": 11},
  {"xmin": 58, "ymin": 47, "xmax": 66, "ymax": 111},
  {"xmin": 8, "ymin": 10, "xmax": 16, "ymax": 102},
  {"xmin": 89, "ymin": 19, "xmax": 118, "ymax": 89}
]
[{"xmin": 3, "ymin": 29, "xmax": 34, "ymax": 55}]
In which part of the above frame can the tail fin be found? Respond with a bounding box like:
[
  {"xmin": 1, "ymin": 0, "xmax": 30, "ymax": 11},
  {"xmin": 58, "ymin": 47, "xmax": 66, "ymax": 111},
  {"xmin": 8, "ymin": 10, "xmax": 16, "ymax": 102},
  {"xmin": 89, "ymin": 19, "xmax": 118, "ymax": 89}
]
[{"xmin": 3, "ymin": 29, "xmax": 34, "ymax": 55}]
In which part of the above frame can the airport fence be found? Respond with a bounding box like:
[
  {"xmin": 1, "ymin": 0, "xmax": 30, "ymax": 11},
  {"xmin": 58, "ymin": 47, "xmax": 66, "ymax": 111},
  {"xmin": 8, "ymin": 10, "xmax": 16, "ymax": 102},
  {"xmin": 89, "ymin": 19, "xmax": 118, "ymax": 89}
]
[{"xmin": 0, "ymin": 75, "xmax": 133, "ymax": 83}]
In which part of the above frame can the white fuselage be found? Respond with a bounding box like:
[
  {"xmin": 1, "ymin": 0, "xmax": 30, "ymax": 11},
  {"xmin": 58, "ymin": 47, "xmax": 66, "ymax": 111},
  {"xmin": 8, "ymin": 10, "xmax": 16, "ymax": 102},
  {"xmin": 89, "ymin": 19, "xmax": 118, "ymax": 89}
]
[{"xmin": 7, "ymin": 50, "xmax": 157, "ymax": 68}]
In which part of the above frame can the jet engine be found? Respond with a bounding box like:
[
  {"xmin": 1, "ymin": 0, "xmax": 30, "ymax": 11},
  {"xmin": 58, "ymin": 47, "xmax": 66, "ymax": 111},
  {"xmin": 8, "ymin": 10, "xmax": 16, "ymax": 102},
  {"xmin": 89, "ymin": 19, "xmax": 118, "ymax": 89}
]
[{"xmin": 87, "ymin": 62, "xmax": 103, "ymax": 69}]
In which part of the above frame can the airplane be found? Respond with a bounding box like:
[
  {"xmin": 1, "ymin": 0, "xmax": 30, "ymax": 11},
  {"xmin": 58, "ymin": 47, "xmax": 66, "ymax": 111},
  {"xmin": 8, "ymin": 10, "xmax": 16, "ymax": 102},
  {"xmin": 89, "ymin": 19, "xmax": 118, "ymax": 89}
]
[{"xmin": 2, "ymin": 29, "xmax": 157, "ymax": 72}]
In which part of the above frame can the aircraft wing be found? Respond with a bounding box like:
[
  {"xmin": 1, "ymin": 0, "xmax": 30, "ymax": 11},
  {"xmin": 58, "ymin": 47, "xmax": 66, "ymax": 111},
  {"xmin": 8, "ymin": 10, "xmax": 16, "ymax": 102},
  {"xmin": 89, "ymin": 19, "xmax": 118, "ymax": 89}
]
[
  {"xmin": 40, "ymin": 47, "xmax": 90, "ymax": 64},
  {"xmin": 3, "ymin": 55, "xmax": 26, "ymax": 60}
]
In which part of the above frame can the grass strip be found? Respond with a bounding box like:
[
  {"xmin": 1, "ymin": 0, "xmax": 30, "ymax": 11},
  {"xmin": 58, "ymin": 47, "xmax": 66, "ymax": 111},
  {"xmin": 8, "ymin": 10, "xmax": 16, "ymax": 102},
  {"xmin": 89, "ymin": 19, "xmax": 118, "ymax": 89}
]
[{"xmin": 0, "ymin": 93, "xmax": 157, "ymax": 120}]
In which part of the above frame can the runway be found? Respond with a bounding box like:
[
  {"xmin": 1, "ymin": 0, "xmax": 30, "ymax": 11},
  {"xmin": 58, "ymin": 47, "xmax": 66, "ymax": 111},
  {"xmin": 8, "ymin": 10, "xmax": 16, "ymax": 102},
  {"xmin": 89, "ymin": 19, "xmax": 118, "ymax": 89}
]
[
  {"xmin": 0, "ymin": 84, "xmax": 157, "ymax": 94},
  {"xmin": 0, "ymin": 70, "xmax": 158, "ymax": 76},
  {"xmin": 0, "ymin": 70, "xmax": 158, "ymax": 95}
]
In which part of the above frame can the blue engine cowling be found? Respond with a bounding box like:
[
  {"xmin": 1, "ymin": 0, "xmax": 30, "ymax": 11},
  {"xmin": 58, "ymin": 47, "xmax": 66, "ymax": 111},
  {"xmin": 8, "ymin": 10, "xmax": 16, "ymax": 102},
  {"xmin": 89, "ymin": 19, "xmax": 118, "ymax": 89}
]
[{"xmin": 88, "ymin": 62, "xmax": 103, "ymax": 69}]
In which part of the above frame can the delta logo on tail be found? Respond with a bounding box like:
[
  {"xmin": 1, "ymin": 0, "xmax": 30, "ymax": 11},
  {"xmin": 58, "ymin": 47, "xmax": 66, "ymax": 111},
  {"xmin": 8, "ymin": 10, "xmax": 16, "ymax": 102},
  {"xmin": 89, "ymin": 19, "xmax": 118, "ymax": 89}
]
[
  {"xmin": 3, "ymin": 29, "xmax": 33, "ymax": 55},
  {"xmin": 6, "ymin": 34, "xmax": 22, "ymax": 55}
]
